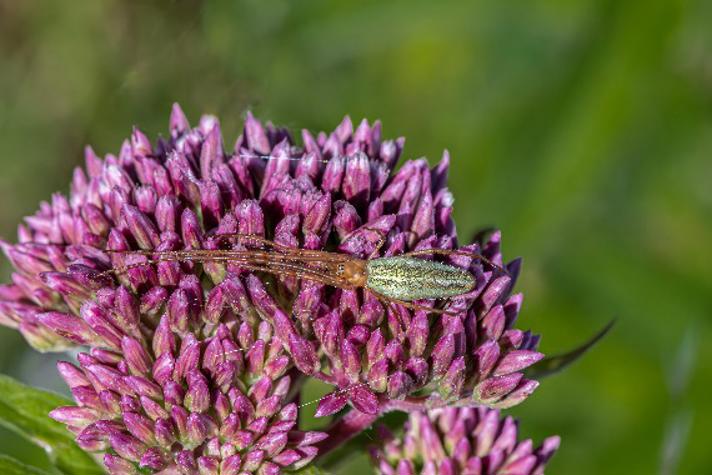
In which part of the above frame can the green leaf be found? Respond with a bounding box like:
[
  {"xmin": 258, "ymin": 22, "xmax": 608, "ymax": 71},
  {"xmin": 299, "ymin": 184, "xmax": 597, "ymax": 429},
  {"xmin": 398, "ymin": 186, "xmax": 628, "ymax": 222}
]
[
  {"xmin": 292, "ymin": 466, "xmax": 332, "ymax": 475},
  {"xmin": 0, "ymin": 375, "xmax": 103, "ymax": 475},
  {"xmin": 317, "ymin": 411, "xmax": 407, "ymax": 472},
  {"xmin": 526, "ymin": 319, "xmax": 616, "ymax": 379},
  {"xmin": 0, "ymin": 454, "xmax": 57, "ymax": 475}
]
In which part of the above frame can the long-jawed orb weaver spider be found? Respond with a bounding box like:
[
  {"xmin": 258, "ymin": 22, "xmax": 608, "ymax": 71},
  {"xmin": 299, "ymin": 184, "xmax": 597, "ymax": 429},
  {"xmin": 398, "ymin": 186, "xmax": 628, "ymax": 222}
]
[{"xmin": 99, "ymin": 229, "xmax": 508, "ymax": 316}]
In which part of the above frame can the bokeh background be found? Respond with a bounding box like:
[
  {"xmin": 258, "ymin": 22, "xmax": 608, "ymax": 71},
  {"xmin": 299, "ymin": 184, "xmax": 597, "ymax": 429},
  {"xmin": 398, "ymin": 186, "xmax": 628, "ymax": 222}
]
[{"xmin": 1, "ymin": 0, "xmax": 710, "ymax": 473}]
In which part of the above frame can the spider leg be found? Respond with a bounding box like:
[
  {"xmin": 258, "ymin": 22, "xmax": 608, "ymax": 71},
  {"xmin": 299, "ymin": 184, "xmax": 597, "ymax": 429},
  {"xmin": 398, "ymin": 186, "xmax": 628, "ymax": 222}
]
[
  {"xmin": 400, "ymin": 229, "xmax": 431, "ymax": 249},
  {"xmin": 258, "ymin": 260, "xmax": 352, "ymax": 289},
  {"xmin": 210, "ymin": 233, "xmax": 290, "ymax": 251},
  {"xmin": 399, "ymin": 248, "xmax": 509, "ymax": 276},
  {"xmin": 104, "ymin": 249, "xmax": 243, "ymax": 259},
  {"xmin": 211, "ymin": 233, "xmax": 352, "ymax": 263},
  {"xmin": 103, "ymin": 248, "xmax": 352, "ymax": 288},
  {"xmin": 101, "ymin": 253, "xmax": 255, "ymax": 279},
  {"xmin": 102, "ymin": 248, "xmax": 297, "ymax": 279},
  {"xmin": 366, "ymin": 289, "xmax": 457, "ymax": 316},
  {"xmin": 342, "ymin": 226, "xmax": 388, "ymax": 259},
  {"xmin": 368, "ymin": 229, "xmax": 388, "ymax": 260}
]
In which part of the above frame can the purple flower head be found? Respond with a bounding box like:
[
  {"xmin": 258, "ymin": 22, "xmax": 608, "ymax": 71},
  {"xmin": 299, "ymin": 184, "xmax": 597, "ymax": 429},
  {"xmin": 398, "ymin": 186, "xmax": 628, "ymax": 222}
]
[
  {"xmin": 0, "ymin": 105, "xmax": 549, "ymax": 472},
  {"xmin": 50, "ymin": 315, "xmax": 325, "ymax": 473},
  {"xmin": 370, "ymin": 408, "xmax": 560, "ymax": 475}
]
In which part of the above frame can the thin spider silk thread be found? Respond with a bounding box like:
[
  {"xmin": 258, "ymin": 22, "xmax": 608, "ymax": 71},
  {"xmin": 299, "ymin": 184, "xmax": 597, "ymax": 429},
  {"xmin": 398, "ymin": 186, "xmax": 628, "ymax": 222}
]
[
  {"xmin": 198, "ymin": 289, "xmax": 411, "ymax": 411},
  {"xmin": 211, "ymin": 333, "xmax": 402, "ymax": 410}
]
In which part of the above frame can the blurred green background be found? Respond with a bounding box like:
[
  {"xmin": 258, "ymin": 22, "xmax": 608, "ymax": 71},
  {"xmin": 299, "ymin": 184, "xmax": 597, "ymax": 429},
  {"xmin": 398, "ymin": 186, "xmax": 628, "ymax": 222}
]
[{"xmin": 1, "ymin": 0, "xmax": 710, "ymax": 473}]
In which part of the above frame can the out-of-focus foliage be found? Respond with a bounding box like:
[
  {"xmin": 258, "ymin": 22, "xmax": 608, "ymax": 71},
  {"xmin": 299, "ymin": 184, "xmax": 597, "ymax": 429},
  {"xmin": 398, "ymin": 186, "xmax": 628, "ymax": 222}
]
[
  {"xmin": 0, "ymin": 1, "xmax": 710, "ymax": 474},
  {"xmin": 0, "ymin": 454, "xmax": 56, "ymax": 475},
  {"xmin": 0, "ymin": 375, "xmax": 102, "ymax": 474}
]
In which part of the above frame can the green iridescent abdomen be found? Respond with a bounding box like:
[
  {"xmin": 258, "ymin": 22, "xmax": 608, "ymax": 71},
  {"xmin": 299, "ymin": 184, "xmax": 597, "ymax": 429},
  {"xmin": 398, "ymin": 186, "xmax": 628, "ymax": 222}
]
[{"xmin": 366, "ymin": 256, "xmax": 475, "ymax": 301}]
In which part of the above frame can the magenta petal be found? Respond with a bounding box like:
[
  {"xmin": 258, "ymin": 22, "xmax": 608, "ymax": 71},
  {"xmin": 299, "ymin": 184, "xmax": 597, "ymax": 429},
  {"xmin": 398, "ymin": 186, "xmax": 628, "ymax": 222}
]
[
  {"xmin": 349, "ymin": 386, "xmax": 380, "ymax": 415},
  {"xmin": 493, "ymin": 350, "xmax": 544, "ymax": 377},
  {"xmin": 315, "ymin": 392, "xmax": 349, "ymax": 418}
]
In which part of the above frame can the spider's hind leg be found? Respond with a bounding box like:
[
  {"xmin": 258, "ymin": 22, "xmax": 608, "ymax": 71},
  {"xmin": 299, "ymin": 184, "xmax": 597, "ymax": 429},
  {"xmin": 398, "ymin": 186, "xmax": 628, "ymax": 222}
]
[
  {"xmin": 399, "ymin": 248, "xmax": 509, "ymax": 276},
  {"xmin": 367, "ymin": 289, "xmax": 457, "ymax": 316}
]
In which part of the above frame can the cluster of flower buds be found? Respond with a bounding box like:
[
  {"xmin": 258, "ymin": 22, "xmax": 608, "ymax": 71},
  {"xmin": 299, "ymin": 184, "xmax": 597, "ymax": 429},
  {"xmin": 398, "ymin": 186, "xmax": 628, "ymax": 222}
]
[
  {"xmin": 0, "ymin": 105, "xmax": 557, "ymax": 474},
  {"xmin": 370, "ymin": 407, "xmax": 560, "ymax": 475},
  {"xmin": 49, "ymin": 308, "xmax": 325, "ymax": 474}
]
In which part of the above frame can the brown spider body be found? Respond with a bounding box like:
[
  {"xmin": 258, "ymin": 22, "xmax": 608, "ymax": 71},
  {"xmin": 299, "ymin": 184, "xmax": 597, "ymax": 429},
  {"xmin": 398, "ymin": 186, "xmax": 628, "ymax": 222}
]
[{"xmin": 103, "ymin": 234, "xmax": 500, "ymax": 315}]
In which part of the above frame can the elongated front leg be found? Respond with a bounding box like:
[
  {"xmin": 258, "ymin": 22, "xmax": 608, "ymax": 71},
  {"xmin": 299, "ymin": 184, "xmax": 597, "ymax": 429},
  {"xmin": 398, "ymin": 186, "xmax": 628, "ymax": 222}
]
[
  {"xmin": 260, "ymin": 260, "xmax": 353, "ymax": 289},
  {"xmin": 100, "ymin": 253, "xmax": 239, "ymax": 279},
  {"xmin": 210, "ymin": 233, "xmax": 291, "ymax": 251},
  {"xmin": 212, "ymin": 232, "xmax": 351, "ymax": 264}
]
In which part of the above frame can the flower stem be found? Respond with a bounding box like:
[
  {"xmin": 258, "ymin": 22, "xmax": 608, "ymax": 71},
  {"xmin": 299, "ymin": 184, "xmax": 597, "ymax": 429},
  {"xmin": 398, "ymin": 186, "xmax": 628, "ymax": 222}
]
[
  {"xmin": 315, "ymin": 408, "xmax": 379, "ymax": 457},
  {"xmin": 381, "ymin": 397, "xmax": 427, "ymax": 412}
]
